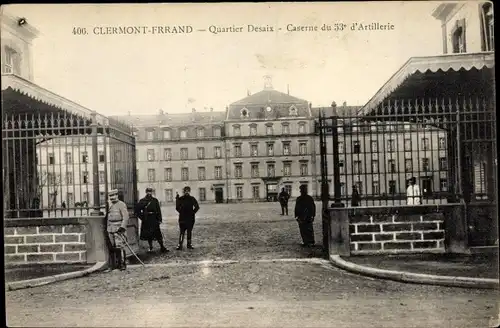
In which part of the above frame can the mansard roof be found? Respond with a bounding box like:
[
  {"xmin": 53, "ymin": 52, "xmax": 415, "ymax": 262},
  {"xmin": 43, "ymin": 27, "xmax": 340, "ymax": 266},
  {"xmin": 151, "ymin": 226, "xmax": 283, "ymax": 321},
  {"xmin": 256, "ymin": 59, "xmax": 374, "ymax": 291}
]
[
  {"xmin": 111, "ymin": 111, "xmax": 226, "ymax": 128},
  {"xmin": 227, "ymin": 88, "xmax": 311, "ymax": 120}
]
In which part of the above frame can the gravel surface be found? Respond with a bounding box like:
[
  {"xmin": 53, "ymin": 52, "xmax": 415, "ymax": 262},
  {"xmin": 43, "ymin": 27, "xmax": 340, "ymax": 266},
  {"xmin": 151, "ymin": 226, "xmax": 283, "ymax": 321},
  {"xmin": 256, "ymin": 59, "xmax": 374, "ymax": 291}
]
[
  {"xmin": 6, "ymin": 261, "xmax": 498, "ymax": 327},
  {"xmin": 140, "ymin": 202, "xmax": 326, "ymax": 263}
]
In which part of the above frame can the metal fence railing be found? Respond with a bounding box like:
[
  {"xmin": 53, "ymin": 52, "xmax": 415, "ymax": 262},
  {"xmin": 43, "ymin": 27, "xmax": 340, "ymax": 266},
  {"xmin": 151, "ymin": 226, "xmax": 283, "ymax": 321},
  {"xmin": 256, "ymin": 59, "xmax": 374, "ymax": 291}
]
[
  {"xmin": 3, "ymin": 111, "xmax": 136, "ymax": 218},
  {"xmin": 317, "ymin": 97, "xmax": 496, "ymax": 208}
]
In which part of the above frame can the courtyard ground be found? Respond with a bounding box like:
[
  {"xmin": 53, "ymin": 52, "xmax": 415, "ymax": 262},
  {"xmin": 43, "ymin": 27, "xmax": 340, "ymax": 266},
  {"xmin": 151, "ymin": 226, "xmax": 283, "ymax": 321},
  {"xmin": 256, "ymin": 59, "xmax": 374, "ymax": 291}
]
[
  {"xmin": 139, "ymin": 201, "xmax": 327, "ymax": 263},
  {"xmin": 6, "ymin": 260, "xmax": 498, "ymax": 327},
  {"xmin": 6, "ymin": 201, "xmax": 499, "ymax": 327}
]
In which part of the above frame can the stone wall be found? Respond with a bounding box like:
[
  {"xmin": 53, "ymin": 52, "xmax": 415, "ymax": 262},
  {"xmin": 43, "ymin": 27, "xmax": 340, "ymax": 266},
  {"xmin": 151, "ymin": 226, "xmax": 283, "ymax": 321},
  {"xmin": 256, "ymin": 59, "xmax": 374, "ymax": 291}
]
[
  {"xmin": 5, "ymin": 220, "xmax": 87, "ymax": 264},
  {"xmin": 4, "ymin": 214, "xmax": 141, "ymax": 266},
  {"xmin": 349, "ymin": 207, "xmax": 445, "ymax": 254}
]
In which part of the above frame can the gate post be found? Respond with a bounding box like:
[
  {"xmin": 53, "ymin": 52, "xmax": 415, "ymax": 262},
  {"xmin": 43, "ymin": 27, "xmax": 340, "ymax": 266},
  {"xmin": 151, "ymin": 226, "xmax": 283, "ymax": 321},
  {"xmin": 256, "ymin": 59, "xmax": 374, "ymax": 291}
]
[
  {"xmin": 330, "ymin": 102, "xmax": 344, "ymax": 208},
  {"xmin": 90, "ymin": 112, "xmax": 103, "ymax": 216},
  {"xmin": 319, "ymin": 110, "xmax": 330, "ymax": 254}
]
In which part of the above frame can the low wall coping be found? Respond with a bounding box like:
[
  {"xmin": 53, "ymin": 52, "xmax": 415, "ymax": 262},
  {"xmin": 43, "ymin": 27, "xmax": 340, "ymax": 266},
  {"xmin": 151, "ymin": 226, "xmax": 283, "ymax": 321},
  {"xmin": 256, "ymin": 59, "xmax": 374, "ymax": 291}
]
[
  {"xmin": 4, "ymin": 216, "xmax": 105, "ymax": 228},
  {"xmin": 328, "ymin": 203, "xmax": 463, "ymax": 212}
]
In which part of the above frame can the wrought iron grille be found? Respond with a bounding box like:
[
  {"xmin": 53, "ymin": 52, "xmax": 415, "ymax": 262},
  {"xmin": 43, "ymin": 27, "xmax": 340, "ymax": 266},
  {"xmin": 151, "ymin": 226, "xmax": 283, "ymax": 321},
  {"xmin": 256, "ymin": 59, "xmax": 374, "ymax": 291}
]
[
  {"xmin": 317, "ymin": 96, "xmax": 496, "ymax": 208},
  {"xmin": 2, "ymin": 111, "xmax": 137, "ymax": 218}
]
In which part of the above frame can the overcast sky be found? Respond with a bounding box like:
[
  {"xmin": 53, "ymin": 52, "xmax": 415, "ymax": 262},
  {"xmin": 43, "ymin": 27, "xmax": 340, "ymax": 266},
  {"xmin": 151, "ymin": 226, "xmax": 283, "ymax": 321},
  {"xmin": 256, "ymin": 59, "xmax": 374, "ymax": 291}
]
[{"xmin": 4, "ymin": 2, "xmax": 443, "ymax": 115}]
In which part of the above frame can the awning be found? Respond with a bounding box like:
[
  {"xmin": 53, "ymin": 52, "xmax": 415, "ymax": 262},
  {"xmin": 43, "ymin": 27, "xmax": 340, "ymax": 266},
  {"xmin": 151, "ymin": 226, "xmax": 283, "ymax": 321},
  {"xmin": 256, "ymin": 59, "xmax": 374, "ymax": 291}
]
[
  {"xmin": 358, "ymin": 52, "xmax": 495, "ymax": 116},
  {"xmin": 2, "ymin": 73, "xmax": 108, "ymax": 126}
]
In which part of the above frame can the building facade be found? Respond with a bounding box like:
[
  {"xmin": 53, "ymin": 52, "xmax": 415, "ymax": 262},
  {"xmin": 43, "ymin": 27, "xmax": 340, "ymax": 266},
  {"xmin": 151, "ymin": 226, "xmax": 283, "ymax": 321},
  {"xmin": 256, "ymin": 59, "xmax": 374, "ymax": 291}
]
[
  {"xmin": 113, "ymin": 80, "xmax": 447, "ymax": 205},
  {"xmin": 433, "ymin": 1, "xmax": 494, "ymax": 54}
]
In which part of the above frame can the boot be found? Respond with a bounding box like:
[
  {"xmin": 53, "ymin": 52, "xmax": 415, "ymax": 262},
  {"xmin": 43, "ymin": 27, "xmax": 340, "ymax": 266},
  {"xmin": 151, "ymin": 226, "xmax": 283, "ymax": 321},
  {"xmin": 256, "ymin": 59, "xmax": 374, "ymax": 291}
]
[
  {"xmin": 119, "ymin": 249, "xmax": 127, "ymax": 271},
  {"xmin": 187, "ymin": 230, "xmax": 193, "ymax": 249},
  {"xmin": 106, "ymin": 248, "xmax": 116, "ymax": 271},
  {"xmin": 176, "ymin": 233, "xmax": 184, "ymax": 250}
]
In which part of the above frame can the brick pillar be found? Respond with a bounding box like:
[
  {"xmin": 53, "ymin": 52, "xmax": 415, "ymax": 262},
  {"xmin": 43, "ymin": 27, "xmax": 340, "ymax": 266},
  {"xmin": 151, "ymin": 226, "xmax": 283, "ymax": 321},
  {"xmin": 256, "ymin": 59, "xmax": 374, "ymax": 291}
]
[
  {"xmin": 443, "ymin": 204, "xmax": 469, "ymax": 254},
  {"xmin": 329, "ymin": 208, "xmax": 350, "ymax": 257}
]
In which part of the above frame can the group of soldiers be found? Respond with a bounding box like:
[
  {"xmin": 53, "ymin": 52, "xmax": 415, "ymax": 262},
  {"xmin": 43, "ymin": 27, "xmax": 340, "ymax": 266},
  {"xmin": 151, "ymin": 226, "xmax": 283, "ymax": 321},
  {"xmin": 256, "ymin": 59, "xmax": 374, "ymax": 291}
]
[
  {"xmin": 105, "ymin": 186, "xmax": 199, "ymax": 271},
  {"xmin": 105, "ymin": 184, "xmax": 317, "ymax": 271}
]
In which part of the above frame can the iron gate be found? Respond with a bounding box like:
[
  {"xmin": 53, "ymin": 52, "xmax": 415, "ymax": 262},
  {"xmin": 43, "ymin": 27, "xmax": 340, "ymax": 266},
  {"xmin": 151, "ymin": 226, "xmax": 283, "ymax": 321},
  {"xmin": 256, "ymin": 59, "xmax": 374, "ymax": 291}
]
[{"xmin": 317, "ymin": 97, "xmax": 497, "ymax": 248}]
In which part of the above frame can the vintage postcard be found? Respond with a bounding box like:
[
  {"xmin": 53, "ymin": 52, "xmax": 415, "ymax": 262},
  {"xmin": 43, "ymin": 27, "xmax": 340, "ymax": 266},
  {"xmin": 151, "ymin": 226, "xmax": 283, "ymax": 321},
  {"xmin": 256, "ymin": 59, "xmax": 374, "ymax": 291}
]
[{"xmin": 2, "ymin": 1, "xmax": 498, "ymax": 327}]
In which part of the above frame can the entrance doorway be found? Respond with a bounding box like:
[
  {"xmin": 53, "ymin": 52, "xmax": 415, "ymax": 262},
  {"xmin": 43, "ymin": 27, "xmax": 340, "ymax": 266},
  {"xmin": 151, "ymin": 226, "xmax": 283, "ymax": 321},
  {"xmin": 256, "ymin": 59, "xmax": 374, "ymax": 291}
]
[
  {"xmin": 266, "ymin": 183, "xmax": 278, "ymax": 202},
  {"xmin": 421, "ymin": 177, "xmax": 433, "ymax": 196},
  {"xmin": 215, "ymin": 188, "xmax": 224, "ymax": 203}
]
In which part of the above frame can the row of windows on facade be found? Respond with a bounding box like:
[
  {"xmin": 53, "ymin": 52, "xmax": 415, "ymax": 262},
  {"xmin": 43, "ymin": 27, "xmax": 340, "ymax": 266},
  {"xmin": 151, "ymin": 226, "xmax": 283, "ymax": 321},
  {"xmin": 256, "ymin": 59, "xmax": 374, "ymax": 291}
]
[
  {"xmin": 42, "ymin": 169, "xmax": 126, "ymax": 186},
  {"xmin": 140, "ymin": 142, "xmax": 310, "ymax": 161},
  {"xmin": 140, "ymin": 163, "xmax": 310, "ymax": 182},
  {"xmin": 38, "ymin": 136, "xmax": 445, "ymax": 165},
  {"xmin": 339, "ymin": 157, "xmax": 448, "ymax": 174},
  {"xmin": 339, "ymin": 178, "xmax": 449, "ymax": 196},
  {"xmin": 43, "ymin": 154, "xmax": 447, "ymax": 187},
  {"xmin": 337, "ymin": 137, "xmax": 446, "ymax": 154},
  {"xmin": 140, "ymin": 122, "xmax": 309, "ymax": 141},
  {"xmin": 147, "ymin": 184, "xmax": 301, "ymax": 202},
  {"xmin": 41, "ymin": 150, "xmax": 125, "ymax": 165}
]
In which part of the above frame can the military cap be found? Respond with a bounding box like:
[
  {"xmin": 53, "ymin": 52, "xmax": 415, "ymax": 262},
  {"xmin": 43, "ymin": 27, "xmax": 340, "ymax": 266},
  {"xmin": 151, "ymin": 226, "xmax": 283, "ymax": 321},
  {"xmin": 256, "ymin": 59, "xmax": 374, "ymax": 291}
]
[
  {"xmin": 108, "ymin": 189, "xmax": 119, "ymax": 196},
  {"xmin": 145, "ymin": 187, "xmax": 153, "ymax": 193},
  {"xmin": 183, "ymin": 186, "xmax": 191, "ymax": 192}
]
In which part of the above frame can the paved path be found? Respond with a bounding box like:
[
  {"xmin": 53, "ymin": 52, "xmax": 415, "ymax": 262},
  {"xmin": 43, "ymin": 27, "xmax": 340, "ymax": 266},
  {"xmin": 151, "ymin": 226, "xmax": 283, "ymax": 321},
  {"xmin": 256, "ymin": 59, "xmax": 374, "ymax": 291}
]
[{"xmin": 6, "ymin": 261, "xmax": 497, "ymax": 327}]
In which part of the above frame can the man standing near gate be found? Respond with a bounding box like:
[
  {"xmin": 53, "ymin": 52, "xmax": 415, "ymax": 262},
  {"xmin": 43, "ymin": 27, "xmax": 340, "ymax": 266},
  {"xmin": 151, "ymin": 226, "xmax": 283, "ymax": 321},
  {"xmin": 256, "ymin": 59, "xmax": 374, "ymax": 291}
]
[
  {"xmin": 294, "ymin": 184, "xmax": 316, "ymax": 247},
  {"xmin": 106, "ymin": 189, "xmax": 129, "ymax": 271},
  {"xmin": 175, "ymin": 186, "xmax": 200, "ymax": 250},
  {"xmin": 278, "ymin": 187, "xmax": 290, "ymax": 215},
  {"xmin": 135, "ymin": 188, "xmax": 169, "ymax": 253}
]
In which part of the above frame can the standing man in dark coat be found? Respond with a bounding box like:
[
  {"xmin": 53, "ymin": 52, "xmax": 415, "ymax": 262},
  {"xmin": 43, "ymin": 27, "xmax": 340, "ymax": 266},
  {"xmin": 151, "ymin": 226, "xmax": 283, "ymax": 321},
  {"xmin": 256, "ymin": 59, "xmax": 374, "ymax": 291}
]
[
  {"xmin": 135, "ymin": 187, "xmax": 169, "ymax": 253},
  {"xmin": 278, "ymin": 188, "xmax": 290, "ymax": 215},
  {"xmin": 294, "ymin": 184, "xmax": 316, "ymax": 247},
  {"xmin": 176, "ymin": 186, "xmax": 200, "ymax": 250}
]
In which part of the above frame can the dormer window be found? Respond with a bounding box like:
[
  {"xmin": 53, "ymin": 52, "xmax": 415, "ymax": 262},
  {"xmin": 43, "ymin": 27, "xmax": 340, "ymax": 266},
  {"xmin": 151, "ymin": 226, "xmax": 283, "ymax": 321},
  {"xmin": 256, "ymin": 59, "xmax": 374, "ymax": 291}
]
[
  {"xmin": 241, "ymin": 107, "xmax": 249, "ymax": 118},
  {"xmin": 196, "ymin": 127, "xmax": 205, "ymax": 138},
  {"xmin": 3, "ymin": 47, "xmax": 20, "ymax": 74},
  {"xmin": 180, "ymin": 129, "xmax": 188, "ymax": 139},
  {"xmin": 289, "ymin": 105, "xmax": 298, "ymax": 116},
  {"xmin": 146, "ymin": 130, "xmax": 154, "ymax": 140},
  {"xmin": 266, "ymin": 124, "xmax": 274, "ymax": 136}
]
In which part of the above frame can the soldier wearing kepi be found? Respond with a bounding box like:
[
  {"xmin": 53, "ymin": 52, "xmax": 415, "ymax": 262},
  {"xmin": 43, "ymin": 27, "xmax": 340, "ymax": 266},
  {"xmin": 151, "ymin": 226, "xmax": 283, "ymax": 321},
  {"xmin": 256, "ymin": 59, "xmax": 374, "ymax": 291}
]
[
  {"xmin": 294, "ymin": 184, "xmax": 316, "ymax": 247},
  {"xmin": 135, "ymin": 187, "xmax": 169, "ymax": 253},
  {"xmin": 106, "ymin": 189, "xmax": 129, "ymax": 271},
  {"xmin": 175, "ymin": 186, "xmax": 200, "ymax": 250}
]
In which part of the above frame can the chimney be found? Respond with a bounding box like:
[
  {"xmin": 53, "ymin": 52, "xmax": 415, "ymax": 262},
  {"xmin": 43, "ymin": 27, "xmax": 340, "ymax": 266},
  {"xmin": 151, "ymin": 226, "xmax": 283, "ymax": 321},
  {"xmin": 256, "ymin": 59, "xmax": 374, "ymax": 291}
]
[
  {"xmin": 192, "ymin": 108, "xmax": 196, "ymax": 113},
  {"xmin": 247, "ymin": 89, "xmax": 251, "ymax": 96},
  {"xmin": 287, "ymin": 84, "xmax": 290, "ymax": 95},
  {"xmin": 210, "ymin": 107, "xmax": 214, "ymax": 112},
  {"xmin": 159, "ymin": 109, "xmax": 164, "ymax": 115},
  {"xmin": 342, "ymin": 101, "xmax": 347, "ymax": 107}
]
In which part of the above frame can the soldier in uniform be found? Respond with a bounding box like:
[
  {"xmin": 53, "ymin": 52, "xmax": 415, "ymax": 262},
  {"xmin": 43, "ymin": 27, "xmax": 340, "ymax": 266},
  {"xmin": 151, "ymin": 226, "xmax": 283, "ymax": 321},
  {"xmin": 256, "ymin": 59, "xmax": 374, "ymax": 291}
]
[
  {"xmin": 135, "ymin": 187, "xmax": 169, "ymax": 253},
  {"xmin": 175, "ymin": 186, "xmax": 200, "ymax": 250},
  {"xmin": 106, "ymin": 189, "xmax": 129, "ymax": 271},
  {"xmin": 294, "ymin": 184, "xmax": 316, "ymax": 247}
]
